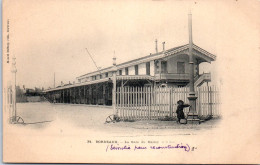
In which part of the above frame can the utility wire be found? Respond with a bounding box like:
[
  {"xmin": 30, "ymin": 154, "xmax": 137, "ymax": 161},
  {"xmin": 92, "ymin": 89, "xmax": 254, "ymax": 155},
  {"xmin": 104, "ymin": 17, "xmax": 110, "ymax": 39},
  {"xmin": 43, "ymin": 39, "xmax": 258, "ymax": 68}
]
[{"xmin": 85, "ymin": 48, "xmax": 102, "ymax": 75}]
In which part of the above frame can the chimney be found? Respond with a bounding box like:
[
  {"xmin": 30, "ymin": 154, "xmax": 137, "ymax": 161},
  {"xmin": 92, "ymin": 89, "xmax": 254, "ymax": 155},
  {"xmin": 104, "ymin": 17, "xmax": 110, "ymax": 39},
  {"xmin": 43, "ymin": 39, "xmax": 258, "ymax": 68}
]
[
  {"xmin": 155, "ymin": 39, "xmax": 158, "ymax": 53},
  {"xmin": 162, "ymin": 42, "xmax": 165, "ymax": 52},
  {"xmin": 113, "ymin": 57, "xmax": 117, "ymax": 66}
]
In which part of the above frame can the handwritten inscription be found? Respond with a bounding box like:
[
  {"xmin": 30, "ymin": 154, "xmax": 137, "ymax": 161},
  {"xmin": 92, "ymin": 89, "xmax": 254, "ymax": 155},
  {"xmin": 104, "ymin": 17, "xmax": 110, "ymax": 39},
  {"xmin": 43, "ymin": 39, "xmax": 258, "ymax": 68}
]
[{"xmin": 106, "ymin": 143, "xmax": 191, "ymax": 152}]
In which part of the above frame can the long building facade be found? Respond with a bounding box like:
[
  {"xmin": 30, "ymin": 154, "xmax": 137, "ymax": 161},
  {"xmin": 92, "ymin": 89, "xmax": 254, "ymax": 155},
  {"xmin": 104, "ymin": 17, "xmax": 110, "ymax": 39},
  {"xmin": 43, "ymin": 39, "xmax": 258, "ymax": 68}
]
[{"xmin": 44, "ymin": 43, "xmax": 216, "ymax": 105}]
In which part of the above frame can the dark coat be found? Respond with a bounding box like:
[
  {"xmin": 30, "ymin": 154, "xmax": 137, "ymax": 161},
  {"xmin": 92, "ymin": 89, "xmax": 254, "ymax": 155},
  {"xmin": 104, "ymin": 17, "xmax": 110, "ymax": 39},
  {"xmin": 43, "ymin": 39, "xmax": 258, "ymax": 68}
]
[{"xmin": 176, "ymin": 104, "xmax": 190, "ymax": 119}]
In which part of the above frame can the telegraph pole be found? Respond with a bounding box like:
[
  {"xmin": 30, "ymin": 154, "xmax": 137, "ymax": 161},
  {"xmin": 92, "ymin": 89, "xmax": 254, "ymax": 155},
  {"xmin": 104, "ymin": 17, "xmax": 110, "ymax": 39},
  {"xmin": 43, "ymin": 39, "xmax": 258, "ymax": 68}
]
[
  {"xmin": 155, "ymin": 39, "xmax": 158, "ymax": 53},
  {"xmin": 11, "ymin": 55, "xmax": 17, "ymax": 123},
  {"xmin": 112, "ymin": 56, "xmax": 117, "ymax": 117},
  {"xmin": 54, "ymin": 72, "xmax": 55, "ymax": 88},
  {"xmin": 187, "ymin": 11, "xmax": 200, "ymax": 124}
]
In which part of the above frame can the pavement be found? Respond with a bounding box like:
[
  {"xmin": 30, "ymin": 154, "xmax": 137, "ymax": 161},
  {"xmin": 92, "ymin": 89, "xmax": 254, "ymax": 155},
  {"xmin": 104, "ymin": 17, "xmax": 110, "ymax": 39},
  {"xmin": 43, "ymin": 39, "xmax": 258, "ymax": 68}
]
[{"xmin": 9, "ymin": 102, "xmax": 221, "ymax": 136}]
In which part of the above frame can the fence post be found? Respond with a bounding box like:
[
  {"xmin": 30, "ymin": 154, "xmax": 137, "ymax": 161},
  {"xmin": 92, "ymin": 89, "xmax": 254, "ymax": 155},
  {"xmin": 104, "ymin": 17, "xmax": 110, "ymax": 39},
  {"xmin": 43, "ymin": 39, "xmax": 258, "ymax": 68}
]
[
  {"xmin": 122, "ymin": 87, "xmax": 124, "ymax": 120},
  {"xmin": 141, "ymin": 87, "xmax": 143, "ymax": 120},
  {"xmin": 148, "ymin": 87, "xmax": 151, "ymax": 120},
  {"xmin": 208, "ymin": 85, "xmax": 212, "ymax": 116},
  {"xmin": 127, "ymin": 87, "xmax": 129, "ymax": 119},
  {"xmin": 197, "ymin": 87, "xmax": 201, "ymax": 116},
  {"xmin": 145, "ymin": 87, "xmax": 148, "ymax": 119},
  {"xmin": 149, "ymin": 86, "xmax": 154, "ymax": 120},
  {"xmin": 130, "ymin": 86, "xmax": 132, "ymax": 120},
  {"xmin": 116, "ymin": 87, "xmax": 120, "ymax": 117},
  {"xmin": 137, "ymin": 87, "xmax": 139, "ymax": 119},
  {"xmin": 169, "ymin": 87, "xmax": 173, "ymax": 118},
  {"xmin": 209, "ymin": 86, "xmax": 213, "ymax": 116},
  {"xmin": 135, "ymin": 87, "xmax": 138, "ymax": 119}
]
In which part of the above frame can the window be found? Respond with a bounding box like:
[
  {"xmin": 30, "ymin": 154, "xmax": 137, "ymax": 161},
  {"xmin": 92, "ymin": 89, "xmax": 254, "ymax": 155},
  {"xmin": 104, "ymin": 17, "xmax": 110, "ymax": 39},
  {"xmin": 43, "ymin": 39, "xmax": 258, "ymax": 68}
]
[
  {"xmin": 146, "ymin": 62, "xmax": 150, "ymax": 75},
  {"xmin": 100, "ymin": 74, "xmax": 102, "ymax": 79},
  {"xmin": 135, "ymin": 65, "xmax": 139, "ymax": 75},
  {"xmin": 161, "ymin": 61, "xmax": 167, "ymax": 73},
  {"xmin": 105, "ymin": 72, "xmax": 108, "ymax": 77},
  {"xmin": 177, "ymin": 62, "xmax": 185, "ymax": 74},
  {"xmin": 119, "ymin": 70, "xmax": 122, "ymax": 75},
  {"xmin": 92, "ymin": 76, "xmax": 96, "ymax": 81},
  {"xmin": 155, "ymin": 60, "xmax": 159, "ymax": 73},
  {"xmin": 125, "ymin": 67, "xmax": 129, "ymax": 75}
]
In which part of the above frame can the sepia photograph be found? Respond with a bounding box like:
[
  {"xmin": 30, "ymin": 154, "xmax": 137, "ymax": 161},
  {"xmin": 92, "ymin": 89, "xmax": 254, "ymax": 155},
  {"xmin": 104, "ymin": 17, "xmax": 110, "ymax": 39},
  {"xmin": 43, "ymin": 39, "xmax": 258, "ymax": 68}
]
[{"xmin": 2, "ymin": 0, "xmax": 260, "ymax": 163}]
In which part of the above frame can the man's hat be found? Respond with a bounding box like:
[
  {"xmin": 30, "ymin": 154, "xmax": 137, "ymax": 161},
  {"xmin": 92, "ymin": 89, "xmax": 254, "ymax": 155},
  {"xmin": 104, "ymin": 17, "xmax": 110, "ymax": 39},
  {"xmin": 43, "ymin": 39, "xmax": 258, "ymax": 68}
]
[{"xmin": 177, "ymin": 100, "xmax": 184, "ymax": 104}]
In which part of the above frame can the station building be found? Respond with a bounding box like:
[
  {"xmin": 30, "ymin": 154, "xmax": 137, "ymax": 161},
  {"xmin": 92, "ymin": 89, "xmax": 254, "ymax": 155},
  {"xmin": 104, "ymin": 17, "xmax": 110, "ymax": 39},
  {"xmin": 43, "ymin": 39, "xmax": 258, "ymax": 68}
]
[{"xmin": 44, "ymin": 43, "xmax": 216, "ymax": 105}]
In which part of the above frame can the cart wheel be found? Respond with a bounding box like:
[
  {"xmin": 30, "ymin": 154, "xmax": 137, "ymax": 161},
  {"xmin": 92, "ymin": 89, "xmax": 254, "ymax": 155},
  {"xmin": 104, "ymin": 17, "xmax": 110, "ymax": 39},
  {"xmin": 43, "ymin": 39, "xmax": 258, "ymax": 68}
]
[
  {"xmin": 106, "ymin": 115, "xmax": 114, "ymax": 123},
  {"xmin": 16, "ymin": 116, "xmax": 25, "ymax": 124},
  {"xmin": 105, "ymin": 115, "xmax": 120, "ymax": 123},
  {"xmin": 10, "ymin": 116, "xmax": 25, "ymax": 124}
]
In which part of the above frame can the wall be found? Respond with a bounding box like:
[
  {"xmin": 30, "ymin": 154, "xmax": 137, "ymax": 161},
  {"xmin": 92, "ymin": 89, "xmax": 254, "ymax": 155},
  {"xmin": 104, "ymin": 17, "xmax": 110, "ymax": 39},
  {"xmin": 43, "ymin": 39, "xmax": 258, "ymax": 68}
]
[
  {"xmin": 122, "ymin": 68, "xmax": 125, "ymax": 75},
  {"xmin": 139, "ymin": 63, "xmax": 146, "ymax": 75},
  {"xmin": 150, "ymin": 61, "xmax": 155, "ymax": 76},
  {"xmin": 129, "ymin": 66, "xmax": 135, "ymax": 75},
  {"xmin": 167, "ymin": 54, "xmax": 190, "ymax": 74},
  {"xmin": 108, "ymin": 71, "xmax": 113, "ymax": 77}
]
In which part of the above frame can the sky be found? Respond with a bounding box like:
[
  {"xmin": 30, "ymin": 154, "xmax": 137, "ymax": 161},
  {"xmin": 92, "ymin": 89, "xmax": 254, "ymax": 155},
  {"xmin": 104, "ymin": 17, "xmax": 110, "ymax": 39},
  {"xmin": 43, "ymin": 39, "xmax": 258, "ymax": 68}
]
[{"xmin": 3, "ymin": 0, "xmax": 259, "ymax": 90}]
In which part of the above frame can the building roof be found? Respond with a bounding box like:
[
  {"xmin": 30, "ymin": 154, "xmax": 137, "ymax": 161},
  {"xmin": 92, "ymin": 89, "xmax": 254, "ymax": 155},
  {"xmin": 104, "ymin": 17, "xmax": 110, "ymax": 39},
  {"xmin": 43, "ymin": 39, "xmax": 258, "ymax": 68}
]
[{"xmin": 76, "ymin": 43, "xmax": 216, "ymax": 79}]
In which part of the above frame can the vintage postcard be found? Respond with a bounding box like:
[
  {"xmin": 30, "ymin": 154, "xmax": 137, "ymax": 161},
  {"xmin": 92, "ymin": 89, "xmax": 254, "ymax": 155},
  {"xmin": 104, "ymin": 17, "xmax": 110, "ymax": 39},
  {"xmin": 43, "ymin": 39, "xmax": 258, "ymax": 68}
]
[{"xmin": 2, "ymin": 0, "xmax": 260, "ymax": 163}]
